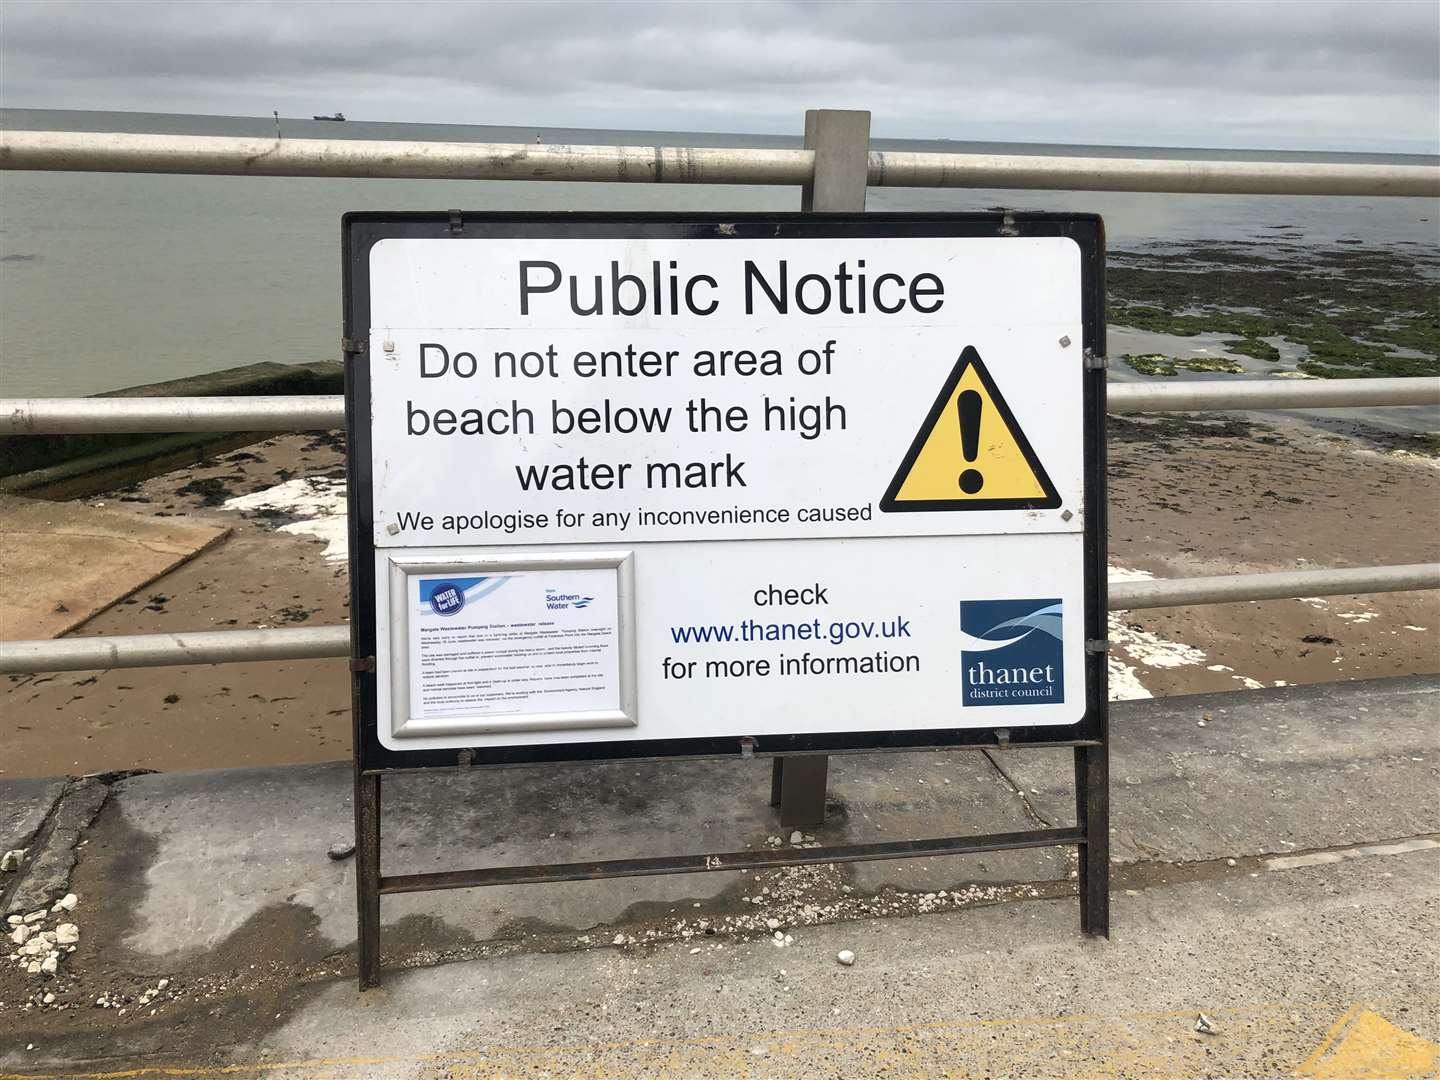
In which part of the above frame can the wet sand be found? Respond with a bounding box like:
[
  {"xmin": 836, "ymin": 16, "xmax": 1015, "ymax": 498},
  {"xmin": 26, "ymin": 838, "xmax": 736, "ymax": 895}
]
[{"xmin": 3, "ymin": 418, "xmax": 1436, "ymax": 778}]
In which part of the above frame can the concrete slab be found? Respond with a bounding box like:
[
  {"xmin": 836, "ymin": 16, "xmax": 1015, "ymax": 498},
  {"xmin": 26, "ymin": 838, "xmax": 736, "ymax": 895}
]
[
  {"xmin": 21, "ymin": 674, "xmax": 1429, "ymax": 973},
  {"xmin": 0, "ymin": 495, "xmax": 229, "ymax": 639},
  {"xmin": 100, "ymin": 749, "xmax": 1053, "ymax": 966},
  {"xmin": 2, "ymin": 675, "xmax": 1437, "ymax": 1073},
  {"xmin": 2, "ymin": 778, "xmax": 107, "ymax": 917},
  {"xmin": 995, "ymin": 675, "xmax": 1440, "ymax": 863},
  {"xmin": 180, "ymin": 849, "xmax": 1440, "ymax": 1078},
  {"xmin": 4, "ymin": 839, "xmax": 1436, "ymax": 1076},
  {"xmin": 0, "ymin": 776, "xmax": 67, "ymax": 909},
  {"xmin": 0, "ymin": 776, "xmax": 66, "ymax": 855}
]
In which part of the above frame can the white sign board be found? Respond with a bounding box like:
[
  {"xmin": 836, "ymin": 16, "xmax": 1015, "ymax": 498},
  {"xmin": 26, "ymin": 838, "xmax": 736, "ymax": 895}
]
[{"xmin": 358, "ymin": 223, "xmax": 1095, "ymax": 755}]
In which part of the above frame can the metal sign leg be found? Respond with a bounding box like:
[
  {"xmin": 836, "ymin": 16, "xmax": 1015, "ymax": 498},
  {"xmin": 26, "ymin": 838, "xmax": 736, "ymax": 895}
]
[
  {"xmin": 771, "ymin": 756, "xmax": 830, "ymax": 828},
  {"xmin": 1073, "ymin": 744, "xmax": 1110, "ymax": 937},
  {"xmin": 356, "ymin": 771, "xmax": 383, "ymax": 988}
]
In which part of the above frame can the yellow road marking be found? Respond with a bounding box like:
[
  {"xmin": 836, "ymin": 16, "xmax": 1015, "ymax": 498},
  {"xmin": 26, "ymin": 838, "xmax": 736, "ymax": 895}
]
[{"xmin": 1297, "ymin": 1006, "xmax": 1440, "ymax": 1078}]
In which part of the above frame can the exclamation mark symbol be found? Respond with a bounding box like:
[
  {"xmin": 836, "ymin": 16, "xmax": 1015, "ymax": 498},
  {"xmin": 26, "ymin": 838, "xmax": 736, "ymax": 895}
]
[{"xmin": 957, "ymin": 388, "xmax": 984, "ymax": 494}]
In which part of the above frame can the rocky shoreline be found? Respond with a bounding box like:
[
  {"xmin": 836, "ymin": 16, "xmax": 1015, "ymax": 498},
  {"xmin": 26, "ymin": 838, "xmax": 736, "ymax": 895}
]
[{"xmin": 1109, "ymin": 239, "xmax": 1440, "ymax": 388}]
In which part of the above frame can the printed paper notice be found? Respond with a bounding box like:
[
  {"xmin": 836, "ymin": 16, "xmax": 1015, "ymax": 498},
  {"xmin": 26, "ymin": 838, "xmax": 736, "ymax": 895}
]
[{"xmin": 408, "ymin": 568, "xmax": 620, "ymax": 719}]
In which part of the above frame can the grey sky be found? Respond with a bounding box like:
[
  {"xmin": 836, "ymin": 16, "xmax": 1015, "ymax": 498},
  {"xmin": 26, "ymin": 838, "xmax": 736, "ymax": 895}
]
[{"xmin": 3, "ymin": 0, "xmax": 1438, "ymax": 152}]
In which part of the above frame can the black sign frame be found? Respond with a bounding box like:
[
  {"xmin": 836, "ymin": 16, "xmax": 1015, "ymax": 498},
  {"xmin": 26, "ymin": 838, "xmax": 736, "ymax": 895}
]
[{"xmin": 342, "ymin": 212, "xmax": 1109, "ymax": 988}]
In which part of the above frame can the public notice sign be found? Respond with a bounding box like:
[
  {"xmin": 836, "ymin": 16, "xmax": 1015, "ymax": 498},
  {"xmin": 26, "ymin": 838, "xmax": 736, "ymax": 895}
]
[{"xmin": 344, "ymin": 213, "xmax": 1106, "ymax": 769}]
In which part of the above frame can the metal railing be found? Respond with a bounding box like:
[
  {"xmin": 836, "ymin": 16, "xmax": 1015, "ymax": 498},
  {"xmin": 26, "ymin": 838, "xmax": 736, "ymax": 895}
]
[
  {"xmin": 4, "ymin": 130, "xmax": 1439, "ymax": 196},
  {"xmin": 4, "ymin": 563, "xmax": 1436, "ymax": 675},
  {"xmin": 4, "ymin": 378, "xmax": 1439, "ymax": 436},
  {"xmin": 2, "ymin": 118, "xmax": 1438, "ymax": 676}
]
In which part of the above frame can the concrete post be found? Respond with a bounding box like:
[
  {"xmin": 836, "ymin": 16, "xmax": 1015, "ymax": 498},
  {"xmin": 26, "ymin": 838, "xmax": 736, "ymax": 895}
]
[
  {"xmin": 800, "ymin": 109, "xmax": 871, "ymax": 213},
  {"xmin": 772, "ymin": 109, "xmax": 872, "ymax": 829}
]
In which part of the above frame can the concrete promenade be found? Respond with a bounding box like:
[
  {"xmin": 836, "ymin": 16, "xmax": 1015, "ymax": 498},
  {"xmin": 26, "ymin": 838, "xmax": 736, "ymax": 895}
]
[{"xmin": 1, "ymin": 676, "xmax": 1437, "ymax": 1077}]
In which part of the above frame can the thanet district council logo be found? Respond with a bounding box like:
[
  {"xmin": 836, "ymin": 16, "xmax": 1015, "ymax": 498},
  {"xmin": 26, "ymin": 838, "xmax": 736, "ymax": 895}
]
[{"xmin": 960, "ymin": 599, "xmax": 1064, "ymax": 706}]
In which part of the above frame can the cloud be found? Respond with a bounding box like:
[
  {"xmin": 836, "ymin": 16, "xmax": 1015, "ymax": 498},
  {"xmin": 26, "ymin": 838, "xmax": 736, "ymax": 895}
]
[{"xmin": 2, "ymin": 0, "xmax": 1437, "ymax": 151}]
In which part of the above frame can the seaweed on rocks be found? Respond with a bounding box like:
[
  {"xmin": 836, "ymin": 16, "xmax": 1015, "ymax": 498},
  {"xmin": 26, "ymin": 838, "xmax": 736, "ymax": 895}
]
[{"xmin": 1108, "ymin": 242, "xmax": 1440, "ymax": 379}]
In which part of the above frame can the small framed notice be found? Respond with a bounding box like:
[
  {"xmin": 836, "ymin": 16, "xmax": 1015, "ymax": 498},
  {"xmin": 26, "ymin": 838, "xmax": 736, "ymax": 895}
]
[{"xmin": 384, "ymin": 550, "xmax": 635, "ymax": 741}]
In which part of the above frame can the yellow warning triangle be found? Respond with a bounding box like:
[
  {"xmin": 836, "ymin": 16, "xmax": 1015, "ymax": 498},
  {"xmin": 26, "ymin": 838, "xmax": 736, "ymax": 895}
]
[{"xmin": 880, "ymin": 347, "xmax": 1060, "ymax": 512}]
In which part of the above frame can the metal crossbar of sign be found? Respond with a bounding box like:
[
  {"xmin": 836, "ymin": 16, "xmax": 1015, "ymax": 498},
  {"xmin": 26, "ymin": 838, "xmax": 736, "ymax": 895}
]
[{"xmin": 343, "ymin": 212, "xmax": 1110, "ymax": 988}]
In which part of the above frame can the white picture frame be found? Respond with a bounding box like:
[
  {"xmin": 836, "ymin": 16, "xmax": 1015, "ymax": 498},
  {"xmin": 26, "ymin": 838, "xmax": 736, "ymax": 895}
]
[{"xmin": 385, "ymin": 549, "xmax": 637, "ymax": 739}]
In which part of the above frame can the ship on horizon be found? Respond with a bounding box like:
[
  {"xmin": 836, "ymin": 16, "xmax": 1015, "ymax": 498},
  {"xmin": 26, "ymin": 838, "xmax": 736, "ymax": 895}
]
[{"xmin": 313, "ymin": 112, "xmax": 345, "ymax": 121}]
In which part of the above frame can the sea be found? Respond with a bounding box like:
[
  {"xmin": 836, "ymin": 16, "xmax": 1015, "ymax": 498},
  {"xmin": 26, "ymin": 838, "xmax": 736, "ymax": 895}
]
[{"xmin": 1, "ymin": 108, "xmax": 1437, "ymax": 398}]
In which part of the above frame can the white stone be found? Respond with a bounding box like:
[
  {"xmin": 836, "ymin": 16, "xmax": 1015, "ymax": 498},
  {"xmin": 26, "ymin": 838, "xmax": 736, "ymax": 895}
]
[
  {"xmin": 837, "ymin": 949, "xmax": 856, "ymax": 966},
  {"xmin": 26, "ymin": 961, "xmax": 40, "ymax": 974},
  {"xmin": 612, "ymin": 933, "xmax": 625, "ymax": 946},
  {"xmin": 6, "ymin": 915, "xmax": 22, "ymax": 926},
  {"xmin": 54, "ymin": 894, "xmax": 78, "ymax": 913},
  {"xmin": 157, "ymin": 978, "xmax": 169, "ymax": 990},
  {"xmin": 54, "ymin": 924, "xmax": 79, "ymax": 945},
  {"xmin": 789, "ymin": 831, "xmax": 804, "ymax": 844},
  {"xmin": 22, "ymin": 910, "xmax": 45, "ymax": 924},
  {"xmin": 9, "ymin": 925, "xmax": 31, "ymax": 945},
  {"xmin": 42, "ymin": 993, "xmax": 54, "ymax": 1004},
  {"xmin": 40, "ymin": 955, "xmax": 58, "ymax": 975},
  {"xmin": 1, "ymin": 849, "xmax": 25, "ymax": 872},
  {"xmin": 766, "ymin": 918, "xmax": 781, "ymax": 930}
]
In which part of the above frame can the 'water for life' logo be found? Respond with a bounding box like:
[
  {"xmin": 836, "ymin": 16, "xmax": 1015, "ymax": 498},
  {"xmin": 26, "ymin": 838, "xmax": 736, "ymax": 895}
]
[
  {"xmin": 428, "ymin": 583, "xmax": 465, "ymax": 616},
  {"xmin": 960, "ymin": 599, "xmax": 1064, "ymax": 706}
]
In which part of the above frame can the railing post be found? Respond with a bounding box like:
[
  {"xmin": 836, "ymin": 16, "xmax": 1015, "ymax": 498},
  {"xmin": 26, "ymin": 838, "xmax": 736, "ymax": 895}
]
[
  {"xmin": 800, "ymin": 109, "xmax": 871, "ymax": 212},
  {"xmin": 771, "ymin": 109, "xmax": 872, "ymax": 829}
]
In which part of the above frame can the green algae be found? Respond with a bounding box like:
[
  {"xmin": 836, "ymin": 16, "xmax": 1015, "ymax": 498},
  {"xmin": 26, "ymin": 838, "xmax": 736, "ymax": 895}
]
[
  {"xmin": 1108, "ymin": 245, "xmax": 1440, "ymax": 380},
  {"xmin": 1223, "ymin": 338, "xmax": 1281, "ymax": 362},
  {"xmin": 1122, "ymin": 353, "xmax": 1178, "ymax": 376},
  {"xmin": 1121, "ymin": 353, "xmax": 1245, "ymax": 377}
]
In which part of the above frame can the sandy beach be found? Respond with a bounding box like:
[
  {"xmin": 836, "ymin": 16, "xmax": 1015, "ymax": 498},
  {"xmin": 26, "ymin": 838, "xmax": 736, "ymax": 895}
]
[{"xmin": 3, "ymin": 410, "xmax": 1436, "ymax": 779}]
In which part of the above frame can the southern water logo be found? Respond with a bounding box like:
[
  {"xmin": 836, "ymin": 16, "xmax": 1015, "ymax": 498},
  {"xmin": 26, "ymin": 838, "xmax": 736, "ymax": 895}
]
[
  {"xmin": 959, "ymin": 599, "xmax": 1064, "ymax": 706},
  {"xmin": 545, "ymin": 590, "xmax": 594, "ymax": 611}
]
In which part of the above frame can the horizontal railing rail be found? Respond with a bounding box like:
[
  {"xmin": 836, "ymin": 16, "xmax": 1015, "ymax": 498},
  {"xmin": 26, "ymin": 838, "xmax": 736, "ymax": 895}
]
[
  {"xmin": 3, "ymin": 563, "xmax": 1435, "ymax": 674},
  {"xmin": 1, "ymin": 395, "xmax": 343, "ymax": 434},
  {"xmin": 3, "ymin": 377, "xmax": 1437, "ymax": 435},
  {"xmin": 4, "ymin": 130, "xmax": 1439, "ymax": 196},
  {"xmin": 1108, "ymin": 563, "xmax": 1439, "ymax": 611},
  {"xmin": 0, "ymin": 626, "xmax": 347, "ymax": 674},
  {"xmin": 1105, "ymin": 377, "xmax": 1440, "ymax": 413}
]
